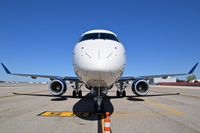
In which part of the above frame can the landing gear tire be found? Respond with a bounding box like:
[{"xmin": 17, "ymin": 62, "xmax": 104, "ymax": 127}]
[
  {"xmin": 123, "ymin": 91, "xmax": 126, "ymax": 97},
  {"xmin": 72, "ymin": 90, "xmax": 77, "ymax": 98},
  {"xmin": 117, "ymin": 90, "xmax": 126, "ymax": 97},
  {"xmin": 78, "ymin": 90, "xmax": 82, "ymax": 98},
  {"xmin": 117, "ymin": 90, "xmax": 120, "ymax": 97}
]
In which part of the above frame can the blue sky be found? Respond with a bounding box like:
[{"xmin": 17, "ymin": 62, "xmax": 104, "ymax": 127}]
[{"xmin": 0, "ymin": 0, "xmax": 200, "ymax": 82}]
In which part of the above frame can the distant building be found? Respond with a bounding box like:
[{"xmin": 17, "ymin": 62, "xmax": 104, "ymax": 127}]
[{"xmin": 149, "ymin": 77, "xmax": 177, "ymax": 85}]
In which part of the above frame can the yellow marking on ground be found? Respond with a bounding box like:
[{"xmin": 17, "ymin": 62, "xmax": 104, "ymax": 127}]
[
  {"xmin": 39, "ymin": 111, "xmax": 91, "ymax": 117},
  {"xmin": 145, "ymin": 100, "xmax": 184, "ymax": 116},
  {"xmin": 0, "ymin": 90, "xmax": 47, "ymax": 99}
]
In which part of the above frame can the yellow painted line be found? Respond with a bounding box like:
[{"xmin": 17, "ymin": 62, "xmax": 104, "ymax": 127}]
[
  {"xmin": 145, "ymin": 100, "xmax": 184, "ymax": 116},
  {"xmin": 40, "ymin": 111, "xmax": 75, "ymax": 117},
  {"xmin": 0, "ymin": 90, "xmax": 47, "ymax": 99},
  {"xmin": 39, "ymin": 111, "xmax": 91, "ymax": 117}
]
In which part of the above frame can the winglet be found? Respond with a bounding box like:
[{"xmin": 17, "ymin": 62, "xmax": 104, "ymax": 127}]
[
  {"xmin": 1, "ymin": 63, "xmax": 11, "ymax": 74},
  {"xmin": 188, "ymin": 63, "xmax": 198, "ymax": 74}
]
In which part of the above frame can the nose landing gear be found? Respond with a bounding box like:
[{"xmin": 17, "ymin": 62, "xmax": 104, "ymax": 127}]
[{"xmin": 92, "ymin": 87, "xmax": 107, "ymax": 113}]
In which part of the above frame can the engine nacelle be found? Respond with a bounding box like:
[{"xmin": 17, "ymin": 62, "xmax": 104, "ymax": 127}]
[
  {"xmin": 48, "ymin": 79, "xmax": 67, "ymax": 96},
  {"xmin": 132, "ymin": 80, "xmax": 149, "ymax": 96}
]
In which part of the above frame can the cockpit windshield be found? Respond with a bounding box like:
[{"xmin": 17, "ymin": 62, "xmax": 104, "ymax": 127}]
[{"xmin": 79, "ymin": 33, "xmax": 120, "ymax": 42}]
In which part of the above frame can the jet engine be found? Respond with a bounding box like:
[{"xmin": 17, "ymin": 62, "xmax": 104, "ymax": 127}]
[
  {"xmin": 132, "ymin": 80, "xmax": 149, "ymax": 96},
  {"xmin": 48, "ymin": 79, "xmax": 67, "ymax": 96}
]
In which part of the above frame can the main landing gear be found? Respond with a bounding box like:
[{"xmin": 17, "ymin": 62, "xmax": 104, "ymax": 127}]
[
  {"xmin": 116, "ymin": 82, "xmax": 126, "ymax": 98},
  {"xmin": 72, "ymin": 82, "xmax": 83, "ymax": 98}
]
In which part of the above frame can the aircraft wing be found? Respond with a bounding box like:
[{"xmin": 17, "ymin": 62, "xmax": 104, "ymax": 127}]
[
  {"xmin": 1, "ymin": 63, "xmax": 80, "ymax": 82},
  {"xmin": 119, "ymin": 63, "xmax": 198, "ymax": 81}
]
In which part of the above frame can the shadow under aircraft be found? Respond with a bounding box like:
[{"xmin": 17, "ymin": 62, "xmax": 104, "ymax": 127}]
[{"xmin": 12, "ymin": 91, "xmax": 180, "ymax": 120}]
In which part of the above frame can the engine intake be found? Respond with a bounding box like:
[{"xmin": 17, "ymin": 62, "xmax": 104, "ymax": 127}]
[
  {"xmin": 48, "ymin": 79, "xmax": 67, "ymax": 96},
  {"xmin": 132, "ymin": 80, "xmax": 149, "ymax": 96}
]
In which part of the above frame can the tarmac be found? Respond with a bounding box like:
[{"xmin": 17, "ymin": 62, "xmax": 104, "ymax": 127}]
[{"xmin": 0, "ymin": 83, "xmax": 200, "ymax": 133}]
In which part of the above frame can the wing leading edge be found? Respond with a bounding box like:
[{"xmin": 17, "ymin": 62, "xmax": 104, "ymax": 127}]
[
  {"xmin": 119, "ymin": 63, "xmax": 198, "ymax": 81},
  {"xmin": 1, "ymin": 63, "xmax": 80, "ymax": 82}
]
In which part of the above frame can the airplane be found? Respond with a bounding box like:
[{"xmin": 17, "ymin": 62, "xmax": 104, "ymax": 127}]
[{"xmin": 1, "ymin": 29, "xmax": 198, "ymax": 111}]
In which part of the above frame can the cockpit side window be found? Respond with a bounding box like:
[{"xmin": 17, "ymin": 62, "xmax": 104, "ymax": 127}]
[
  {"xmin": 79, "ymin": 33, "xmax": 120, "ymax": 42},
  {"xmin": 79, "ymin": 33, "xmax": 98, "ymax": 42},
  {"xmin": 100, "ymin": 33, "xmax": 120, "ymax": 42}
]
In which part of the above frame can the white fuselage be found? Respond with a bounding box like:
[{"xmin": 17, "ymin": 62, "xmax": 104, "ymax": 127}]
[{"xmin": 73, "ymin": 30, "xmax": 126, "ymax": 88}]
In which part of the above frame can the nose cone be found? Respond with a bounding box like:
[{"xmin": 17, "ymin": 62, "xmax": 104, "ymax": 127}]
[{"xmin": 73, "ymin": 40, "xmax": 125, "ymax": 73}]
